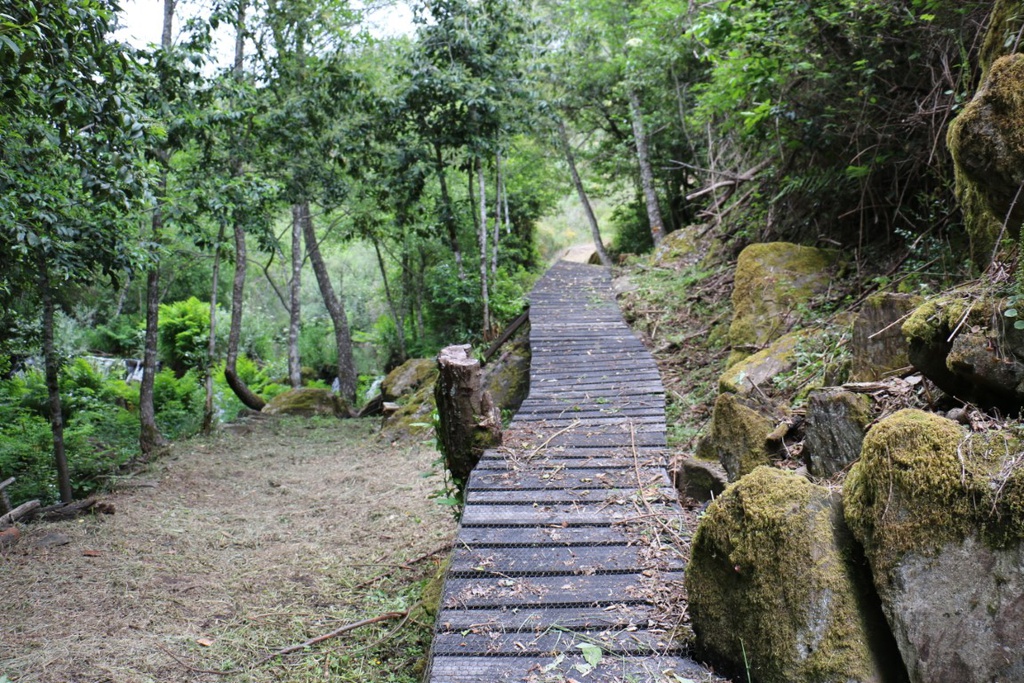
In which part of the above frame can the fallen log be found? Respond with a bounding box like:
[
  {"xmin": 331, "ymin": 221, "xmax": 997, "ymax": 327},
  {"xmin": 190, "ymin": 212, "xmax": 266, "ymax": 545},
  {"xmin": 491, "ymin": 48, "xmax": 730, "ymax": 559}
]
[
  {"xmin": 0, "ymin": 499, "xmax": 39, "ymax": 527},
  {"xmin": 22, "ymin": 497, "xmax": 115, "ymax": 522}
]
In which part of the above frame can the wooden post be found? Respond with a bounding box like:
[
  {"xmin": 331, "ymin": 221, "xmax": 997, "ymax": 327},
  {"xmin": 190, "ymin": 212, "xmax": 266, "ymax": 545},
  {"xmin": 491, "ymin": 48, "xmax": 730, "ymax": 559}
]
[{"xmin": 434, "ymin": 345, "xmax": 502, "ymax": 487}]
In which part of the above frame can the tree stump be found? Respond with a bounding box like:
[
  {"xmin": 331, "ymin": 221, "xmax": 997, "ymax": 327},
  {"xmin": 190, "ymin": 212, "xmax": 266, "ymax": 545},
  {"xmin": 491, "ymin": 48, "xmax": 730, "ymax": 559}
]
[{"xmin": 434, "ymin": 345, "xmax": 501, "ymax": 487}]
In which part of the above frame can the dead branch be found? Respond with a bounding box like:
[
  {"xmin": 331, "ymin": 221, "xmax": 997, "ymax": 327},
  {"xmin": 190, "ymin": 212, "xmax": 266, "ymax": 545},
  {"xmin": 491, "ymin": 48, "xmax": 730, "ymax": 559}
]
[
  {"xmin": 251, "ymin": 610, "xmax": 410, "ymax": 667},
  {"xmin": 157, "ymin": 608, "xmax": 414, "ymax": 677},
  {"xmin": 0, "ymin": 500, "xmax": 40, "ymax": 527}
]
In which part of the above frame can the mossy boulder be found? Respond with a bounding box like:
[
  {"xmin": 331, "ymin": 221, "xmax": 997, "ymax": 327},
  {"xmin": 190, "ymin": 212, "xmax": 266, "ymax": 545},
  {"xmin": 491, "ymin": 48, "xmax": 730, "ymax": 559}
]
[
  {"xmin": 653, "ymin": 223, "xmax": 707, "ymax": 267},
  {"xmin": 849, "ymin": 293, "xmax": 922, "ymax": 382},
  {"xmin": 727, "ymin": 243, "xmax": 837, "ymax": 366},
  {"xmin": 381, "ymin": 379, "xmax": 436, "ymax": 441},
  {"xmin": 481, "ymin": 335, "xmax": 531, "ymax": 415},
  {"xmin": 707, "ymin": 393, "xmax": 776, "ymax": 481},
  {"xmin": 947, "ymin": 53, "xmax": 1024, "ymax": 264},
  {"xmin": 719, "ymin": 330, "xmax": 804, "ymax": 395},
  {"xmin": 381, "ymin": 358, "xmax": 437, "ymax": 402},
  {"xmin": 687, "ymin": 467, "xmax": 898, "ymax": 683},
  {"xmin": 262, "ymin": 388, "xmax": 350, "ymax": 417},
  {"xmin": 902, "ymin": 294, "xmax": 1024, "ymax": 411},
  {"xmin": 803, "ymin": 388, "xmax": 872, "ymax": 477},
  {"xmin": 844, "ymin": 409, "xmax": 1024, "ymax": 682}
]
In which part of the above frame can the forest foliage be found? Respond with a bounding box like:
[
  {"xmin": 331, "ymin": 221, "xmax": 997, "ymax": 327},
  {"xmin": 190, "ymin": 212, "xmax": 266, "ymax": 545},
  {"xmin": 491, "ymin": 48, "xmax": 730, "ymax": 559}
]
[{"xmin": 0, "ymin": 0, "xmax": 1006, "ymax": 504}]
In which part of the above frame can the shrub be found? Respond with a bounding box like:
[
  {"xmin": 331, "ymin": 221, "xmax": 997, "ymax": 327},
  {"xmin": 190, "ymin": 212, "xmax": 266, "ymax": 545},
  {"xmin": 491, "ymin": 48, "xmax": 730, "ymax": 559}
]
[{"xmin": 157, "ymin": 297, "xmax": 225, "ymax": 376}]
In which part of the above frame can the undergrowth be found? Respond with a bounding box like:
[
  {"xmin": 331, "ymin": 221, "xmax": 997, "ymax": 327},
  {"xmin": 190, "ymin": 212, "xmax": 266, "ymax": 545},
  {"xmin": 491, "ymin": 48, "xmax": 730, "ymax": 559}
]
[{"xmin": 618, "ymin": 256, "xmax": 733, "ymax": 451}]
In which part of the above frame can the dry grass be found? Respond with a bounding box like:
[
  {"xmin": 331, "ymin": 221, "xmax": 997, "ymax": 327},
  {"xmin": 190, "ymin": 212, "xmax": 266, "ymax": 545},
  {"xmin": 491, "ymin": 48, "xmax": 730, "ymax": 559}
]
[{"xmin": 1, "ymin": 416, "xmax": 456, "ymax": 683}]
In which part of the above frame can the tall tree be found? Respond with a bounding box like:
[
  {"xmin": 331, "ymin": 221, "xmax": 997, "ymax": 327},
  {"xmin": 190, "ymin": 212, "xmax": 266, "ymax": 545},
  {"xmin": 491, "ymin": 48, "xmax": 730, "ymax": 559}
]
[
  {"xmin": 288, "ymin": 203, "xmax": 303, "ymax": 388},
  {"xmin": 139, "ymin": 0, "xmax": 176, "ymax": 456},
  {"xmin": 0, "ymin": 1, "xmax": 151, "ymax": 501},
  {"xmin": 221, "ymin": 0, "xmax": 268, "ymax": 411}
]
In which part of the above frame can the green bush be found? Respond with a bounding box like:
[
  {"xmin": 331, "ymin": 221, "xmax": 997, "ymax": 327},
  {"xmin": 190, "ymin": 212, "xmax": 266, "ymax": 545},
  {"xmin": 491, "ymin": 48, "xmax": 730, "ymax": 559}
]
[
  {"xmin": 299, "ymin": 316, "xmax": 338, "ymax": 379},
  {"xmin": 0, "ymin": 363, "xmax": 205, "ymax": 506},
  {"xmin": 84, "ymin": 315, "xmax": 142, "ymax": 356},
  {"xmin": 158, "ymin": 297, "xmax": 225, "ymax": 376}
]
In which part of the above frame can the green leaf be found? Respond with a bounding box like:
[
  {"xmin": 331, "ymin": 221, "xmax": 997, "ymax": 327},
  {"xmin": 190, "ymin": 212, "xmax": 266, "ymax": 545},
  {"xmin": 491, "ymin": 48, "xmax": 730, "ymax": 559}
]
[
  {"xmin": 435, "ymin": 497, "xmax": 461, "ymax": 506},
  {"xmin": 578, "ymin": 642, "xmax": 602, "ymax": 667},
  {"xmin": 1005, "ymin": 309, "xmax": 1018, "ymax": 318},
  {"xmin": 1015, "ymin": 320, "xmax": 1024, "ymax": 330}
]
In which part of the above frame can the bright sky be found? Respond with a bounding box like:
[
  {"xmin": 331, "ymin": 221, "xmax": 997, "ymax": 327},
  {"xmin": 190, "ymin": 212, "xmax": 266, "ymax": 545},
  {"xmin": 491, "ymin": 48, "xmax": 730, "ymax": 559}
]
[{"xmin": 115, "ymin": 0, "xmax": 416, "ymax": 58}]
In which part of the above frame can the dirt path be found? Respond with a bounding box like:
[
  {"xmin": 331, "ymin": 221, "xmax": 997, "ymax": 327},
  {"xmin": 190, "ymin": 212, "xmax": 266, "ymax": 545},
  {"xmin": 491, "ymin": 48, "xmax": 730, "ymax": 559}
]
[{"xmin": 1, "ymin": 417, "xmax": 456, "ymax": 683}]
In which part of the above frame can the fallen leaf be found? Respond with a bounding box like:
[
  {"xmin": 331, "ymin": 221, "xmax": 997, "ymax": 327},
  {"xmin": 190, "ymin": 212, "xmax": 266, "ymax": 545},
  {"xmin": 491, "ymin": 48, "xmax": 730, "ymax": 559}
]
[
  {"xmin": 196, "ymin": 638, "xmax": 214, "ymax": 647},
  {"xmin": 82, "ymin": 550, "xmax": 101, "ymax": 557}
]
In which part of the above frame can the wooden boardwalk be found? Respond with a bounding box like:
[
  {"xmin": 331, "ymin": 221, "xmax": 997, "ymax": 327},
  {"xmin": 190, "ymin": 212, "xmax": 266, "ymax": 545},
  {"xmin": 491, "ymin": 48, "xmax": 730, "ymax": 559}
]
[{"xmin": 426, "ymin": 261, "xmax": 714, "ymax": 682}]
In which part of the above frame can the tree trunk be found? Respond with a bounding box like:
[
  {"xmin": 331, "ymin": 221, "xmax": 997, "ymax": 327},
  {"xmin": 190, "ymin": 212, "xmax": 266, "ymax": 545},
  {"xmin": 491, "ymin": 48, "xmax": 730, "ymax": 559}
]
[
  {"xmin": 202, "ymin": 223, "xmax": 225, "ymax": 434},
  {"xmin": 433, "ymin": 142, "xmax": 464, "ymax": 279},
  {"xmin": 627, "ymin": 87, "xmax": 666, "ymax": 246},
  {"xmin": 477, "ymin": 157, "xmax": 490, "ymax": 336},
  {"xmin": 139, "ymin": 187, "xmax": 168, "ymax": 455},
  {"xmin": 40, "ymin": 269, "xmax": 72, "ymax": 504},
  {"xmin": 224, "ymin": 217, "xmax": 266, "ymax": 411},
  {"xmin": 161, "ymin": 0, "xmax": 176, "ymax": 47},
  {"xmin": 288, "ymin": 203, "xmax": 303, "ymax": 388},
  {"xmin": 434, "ymin": 344, "xmax": 501, "ymax": 491},
  {"xmin": 373, "ymin": 237, "xmax": 407, "ymax": 362},
  {"xmin": 492, "ymin": 151, "xmax": 501, "ymax": 279},
  {"xmin": 301, "ymin": 209, "xmax": 356, "ymax": 406},
  {"xmin": 222, "ymin": 0, "xmax": 265, "ymax": 413},
  {"xmin": 140, "ymin": 0, "xmax": 177, "ymax": 455},
  {"xmin": 558, "ymin": 118, "xmax": 612, "ymax": 267}
]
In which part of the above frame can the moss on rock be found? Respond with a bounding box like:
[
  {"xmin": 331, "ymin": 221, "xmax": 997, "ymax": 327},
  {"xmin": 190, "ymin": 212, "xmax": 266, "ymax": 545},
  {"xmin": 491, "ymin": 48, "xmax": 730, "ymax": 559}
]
[
  {"xmin": 382, "ymin": 358, "xmax": 438, "ymax": 402},
  {"xmin": 262, "ymin": 388, "xmax": 350, "ymax": 417},
  {"xmin": 980, "ymin": 0, "xmax": 1024, "ymax": 78},
  {"xmin": 727, "ymin": 243, "xmax": 837, "ymax": 366},
  {"xmin": 947, "ymin": 53, "xmax": 1024, "ymax": 265},
  {"xmin": 843, "ymin": 409, "xmax": 1024, "ymax": 682},
  {"xmin": 708, "ymin": 393, "xmax": 776, "ymax": 481},
  {"xmin": 687, "ymin": 467, "xmax": 893, "ymax": 683},
  {"xmin": 846, "ymin": 409, "xmax": 1024, "ymax": 573},
  {"xmin": 719, "ymin": 330, "xmax": 804, "ymax": 395}
]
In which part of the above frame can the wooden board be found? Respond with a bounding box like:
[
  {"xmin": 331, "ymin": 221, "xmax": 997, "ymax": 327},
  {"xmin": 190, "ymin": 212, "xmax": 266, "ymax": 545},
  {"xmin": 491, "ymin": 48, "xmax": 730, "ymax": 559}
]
[
  {"xmin": 442, "ymin": 572, "xmax": 686, "ymax": 608},
  {"xmin": 450, "ymin": 544, "xmax": 685, "ymax": 575}
]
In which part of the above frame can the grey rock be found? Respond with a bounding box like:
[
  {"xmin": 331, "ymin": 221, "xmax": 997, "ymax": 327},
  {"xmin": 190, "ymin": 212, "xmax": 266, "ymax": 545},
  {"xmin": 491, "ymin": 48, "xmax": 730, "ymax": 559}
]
[
  {"xmin": 803, "ymin": 388, "xmax": 872, "ymax": 477},
  {"xmin": 675, "ymin": 455, "xmax": 727, "ymax": 502},
  {"xmin": 849, "ymin": 293, "xmax": 921, "ymax": 382}
]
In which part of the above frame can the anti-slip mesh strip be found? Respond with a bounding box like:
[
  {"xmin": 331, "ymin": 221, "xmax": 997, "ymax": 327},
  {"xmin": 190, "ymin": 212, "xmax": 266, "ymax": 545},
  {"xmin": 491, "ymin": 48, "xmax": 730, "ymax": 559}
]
[{"xmin": 424, "ymin": 261, "xmax": 711, "ymax": 682}]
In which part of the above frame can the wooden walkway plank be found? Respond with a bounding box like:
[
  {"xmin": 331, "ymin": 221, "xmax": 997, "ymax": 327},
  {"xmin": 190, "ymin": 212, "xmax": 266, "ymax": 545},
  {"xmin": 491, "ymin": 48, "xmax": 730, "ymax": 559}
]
[{"xmin": 425, "ymin": 261, "xmax": 713, "ymax": 682}]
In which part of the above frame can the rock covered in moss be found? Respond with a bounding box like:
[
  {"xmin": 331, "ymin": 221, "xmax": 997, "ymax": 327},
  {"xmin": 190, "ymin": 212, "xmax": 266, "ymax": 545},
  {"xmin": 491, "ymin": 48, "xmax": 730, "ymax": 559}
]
[
  {"xmin": 844, "ymin": 409, "xmax": 1024, "ymax": 682},
  {"xmin": 381, "ymin": 379, "xmax": 436, "ymax": 441},
  {"xmin": 482, "ymin": 335, "xmax": 530, "ymax": 414},
  {"xmin": 726, "ymin": 242, "xmax": 837, "ymax": 366},
  {"xmin": 707, "ymin": 393, "xmax": 775, "ymax": 481},
  {"xmin": 902, "ymin": 294, "xmax": 1024, "ymax": 411},
  {"xmin": 849, "ymin": 293, "xmax": 921, "ymax": 382},
  {"xmin": 381, "ymin": 358, "xmax": 438, "ymax": 402},
  {"xmin": 687, "ymin": 467, "xmax": 895, "ymax": 683},
  {"xmin": 262, "ymin": 388, "xmax": 349, "ymax": 417},
  {"xmin": 719, "ymin": 330, "xmax": 804, "ymax": 395},
  {"xmin": 948, "ymin": 54, "xmax": 1024, "ymax": 262},
  {"xmin": 653, "ymin": 223, "xmax": 707, "ymax": 267},
  {"xmin": 803, "ymin": 388, "xmax": 871, "ymax": 477}
]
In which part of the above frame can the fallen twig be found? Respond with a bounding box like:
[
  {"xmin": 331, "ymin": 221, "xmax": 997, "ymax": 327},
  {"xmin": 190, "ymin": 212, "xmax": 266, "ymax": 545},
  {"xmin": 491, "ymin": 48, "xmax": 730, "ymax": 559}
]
[
  {"xmin": 157, "ymin": 608, "xmax": 414, "ymax": 676},
  {"xmin": 251, "ymin": 610, "xmax": 409, "ymax": 667}
]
